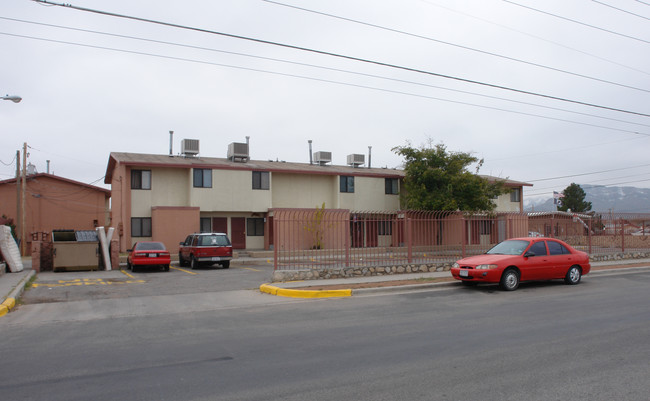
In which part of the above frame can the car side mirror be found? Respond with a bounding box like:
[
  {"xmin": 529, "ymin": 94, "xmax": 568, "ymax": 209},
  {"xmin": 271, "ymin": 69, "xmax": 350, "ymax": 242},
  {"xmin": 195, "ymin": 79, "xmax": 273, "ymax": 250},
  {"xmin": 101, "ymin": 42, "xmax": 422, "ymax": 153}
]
[
  {"xmin": 179, "ymin": 242, "xmax": 184, "ymax": 245},
  {"xmin": 524, "ymin": 251, "xmax": 535, "ymax": 258},
  {"xmin": 127, "ymin": 249, "xmax": 132, "ymax": 252}
]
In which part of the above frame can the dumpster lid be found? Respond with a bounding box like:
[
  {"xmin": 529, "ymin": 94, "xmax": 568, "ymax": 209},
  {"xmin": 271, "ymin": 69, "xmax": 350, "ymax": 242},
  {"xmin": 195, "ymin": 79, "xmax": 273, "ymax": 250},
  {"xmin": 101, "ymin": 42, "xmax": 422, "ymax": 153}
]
[{"xmin": 76, "ymin": 230, "xmax": 99, "ymax": 242}]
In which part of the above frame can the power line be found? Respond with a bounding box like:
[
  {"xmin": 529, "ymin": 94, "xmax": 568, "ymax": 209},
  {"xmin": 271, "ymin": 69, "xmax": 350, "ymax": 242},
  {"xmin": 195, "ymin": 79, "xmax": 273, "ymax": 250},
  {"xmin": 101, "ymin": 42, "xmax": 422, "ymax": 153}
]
[
  {"xmin": 28, "ymin": 0, "xmax": 650, "ymax": 118},
  {"xmin": 420, "ymin": 0, "xmax": 650, "ymax": 75},
  {"xmin": 504, "ymin": 0, "xmax": 650, "ymax": 45},
  {"xmin": 4, "ymin": 16, "xmax": 650, "ymax": 130},
  {"xmin": 4, "ymin": 31, "xmax": 650, "ymax": 138},
  {"xmin": 418, "ymin": 0, "xmax": 650, "ymax": 77},
  {"xmin": 263, "ymin": 0, "xmax": 650, "ymax": 94},
  {"xmin": 592, "ymin": 0, "xmax": 650, "ymax": 21},
  {"xmin": 527, "ymin": 162, "xmax": 650, "ymax": 182}
]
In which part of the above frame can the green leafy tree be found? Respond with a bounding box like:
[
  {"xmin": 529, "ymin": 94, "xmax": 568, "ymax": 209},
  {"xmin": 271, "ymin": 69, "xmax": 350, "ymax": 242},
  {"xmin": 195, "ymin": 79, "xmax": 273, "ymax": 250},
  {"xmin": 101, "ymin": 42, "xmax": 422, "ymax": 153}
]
[
  {"xmin": 393, "ymin": 142, "xmax": 507, "ymax": 211},
  {"xmin": 558, "ymin": 183, "xmax": 592, "ymax": 212}
]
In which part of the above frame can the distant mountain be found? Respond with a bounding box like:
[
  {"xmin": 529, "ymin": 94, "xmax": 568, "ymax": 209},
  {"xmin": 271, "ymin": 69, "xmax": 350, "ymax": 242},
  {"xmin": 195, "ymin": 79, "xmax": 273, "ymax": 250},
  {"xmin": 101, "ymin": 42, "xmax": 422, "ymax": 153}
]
[{"xmin": 525, "ymin": 185, "xmax": 650, "ymax": 213}]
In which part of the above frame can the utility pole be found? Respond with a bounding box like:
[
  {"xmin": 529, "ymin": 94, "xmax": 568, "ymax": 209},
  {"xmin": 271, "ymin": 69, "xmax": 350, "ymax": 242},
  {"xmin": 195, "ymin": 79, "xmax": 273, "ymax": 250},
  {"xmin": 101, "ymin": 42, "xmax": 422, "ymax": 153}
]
[
  {"xmin": 21, "ymin": 142, "xmax": 27, "ymax": 256},
  {"xmin": 15, "ymin": 150, "xmax": 20, "ymax": 250}
]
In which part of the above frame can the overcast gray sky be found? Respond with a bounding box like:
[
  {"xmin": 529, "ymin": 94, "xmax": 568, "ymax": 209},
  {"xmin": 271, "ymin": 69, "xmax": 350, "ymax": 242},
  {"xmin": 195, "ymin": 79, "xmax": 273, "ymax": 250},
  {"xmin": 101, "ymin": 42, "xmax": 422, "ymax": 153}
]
[{"xmin": 2, "ymin": 0, "xmax": 650, "ymax": 203}]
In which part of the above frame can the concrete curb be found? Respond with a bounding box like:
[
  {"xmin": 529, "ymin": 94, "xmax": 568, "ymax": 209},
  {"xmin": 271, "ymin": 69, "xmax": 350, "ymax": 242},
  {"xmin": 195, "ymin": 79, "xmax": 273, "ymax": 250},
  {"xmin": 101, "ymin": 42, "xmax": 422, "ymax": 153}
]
[
  {"xmin": 0, "ymin": 270, "xmax": 35, "ymax": 317},
  {"xmin": 260, "ymin": 265, "xmax": 650, "ymax": 298},
  {"xmin": 260, "ymin": 283, "xmax": 352, "ymax": 298}
]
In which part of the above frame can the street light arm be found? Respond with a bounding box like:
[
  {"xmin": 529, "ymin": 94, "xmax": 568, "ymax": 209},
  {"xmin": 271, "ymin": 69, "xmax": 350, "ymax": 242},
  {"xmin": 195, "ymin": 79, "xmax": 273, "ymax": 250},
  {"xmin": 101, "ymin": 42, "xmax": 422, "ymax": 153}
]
[{"xmin": 2, "ymin": 95, "xmax": 22, "ymax": 103}]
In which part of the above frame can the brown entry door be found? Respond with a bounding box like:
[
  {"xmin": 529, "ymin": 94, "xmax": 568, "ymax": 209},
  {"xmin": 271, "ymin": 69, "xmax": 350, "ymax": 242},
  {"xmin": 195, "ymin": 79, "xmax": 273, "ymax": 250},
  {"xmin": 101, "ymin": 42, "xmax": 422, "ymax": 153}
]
[
  {"xmin": 231, "ymin": 217, "xmax": 246, "ymax": 249},
  {"xmin": 212, "ymin": 217, "xmax": 227, "ymax": 234}
]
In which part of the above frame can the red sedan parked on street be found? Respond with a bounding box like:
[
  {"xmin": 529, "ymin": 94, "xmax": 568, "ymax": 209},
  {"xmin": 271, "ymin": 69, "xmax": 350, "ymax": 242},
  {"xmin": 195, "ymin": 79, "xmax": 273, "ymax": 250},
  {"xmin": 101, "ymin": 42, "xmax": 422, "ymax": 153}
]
[
  {"xmin": 127, "ymin": 241, "xmax": 171, "ymax": 272},
  {"xmin": 451, "ymin": 237, "xmax": 591, "ymax": 291}
]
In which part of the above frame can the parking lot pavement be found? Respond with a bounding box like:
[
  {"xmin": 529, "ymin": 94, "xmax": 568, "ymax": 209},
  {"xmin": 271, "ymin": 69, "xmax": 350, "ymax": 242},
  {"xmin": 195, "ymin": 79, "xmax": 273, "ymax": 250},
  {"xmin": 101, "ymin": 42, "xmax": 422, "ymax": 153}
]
[{"xmin": 18, "ymin": 262, "xmax": 276, "ymax": 305}]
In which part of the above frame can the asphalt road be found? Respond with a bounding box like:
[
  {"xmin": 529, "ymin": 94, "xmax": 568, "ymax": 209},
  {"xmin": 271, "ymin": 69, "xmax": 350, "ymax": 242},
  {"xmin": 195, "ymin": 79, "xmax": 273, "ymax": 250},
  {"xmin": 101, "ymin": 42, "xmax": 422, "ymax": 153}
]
[{"xmin": 1, "ymin": 269, "xmax": 648, "ymax": 401}]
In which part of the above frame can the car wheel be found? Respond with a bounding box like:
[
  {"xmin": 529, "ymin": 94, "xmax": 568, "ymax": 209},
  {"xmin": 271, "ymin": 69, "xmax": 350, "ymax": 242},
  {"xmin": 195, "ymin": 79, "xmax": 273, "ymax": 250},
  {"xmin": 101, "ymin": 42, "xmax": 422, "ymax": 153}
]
[
  {"xmin": 190, "ymin": 256, "xmax": 198, "ymax": 269},
  {"xmin": 222, "ymin": 261, "xmax": 230, "ymax": 269},
  {"xmin": 132, "ymin": 264, "xmax": 138, "ymax": 273},
  {"xmin": 500, "ymin": 268, "xmax": 520, "ymax": 291},
  {"xmin": 564, "ymin": 265, "xmax": 582, "ymax": 285},
  {"xmin": 178, "ymin": 254, "xmax": 185, "ymax": 267},
  {"xmin": 127, "ymin": 261, "xmax": 132, "ymax": 271},
  {"xmin": 163, "ymin": 264, "xmax": 170, "ymax": 272}
]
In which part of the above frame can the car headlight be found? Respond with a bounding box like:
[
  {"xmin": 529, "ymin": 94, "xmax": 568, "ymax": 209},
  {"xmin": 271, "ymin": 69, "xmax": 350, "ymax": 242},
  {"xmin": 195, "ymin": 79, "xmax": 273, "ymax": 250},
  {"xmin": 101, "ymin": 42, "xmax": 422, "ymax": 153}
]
[
  {"xmin": 475, "ymin": 264, "xmax": 498, "ymax": 270},
  {"xmin": 452, "ymin": 262, "xmax": 460, "ymax": 268}
]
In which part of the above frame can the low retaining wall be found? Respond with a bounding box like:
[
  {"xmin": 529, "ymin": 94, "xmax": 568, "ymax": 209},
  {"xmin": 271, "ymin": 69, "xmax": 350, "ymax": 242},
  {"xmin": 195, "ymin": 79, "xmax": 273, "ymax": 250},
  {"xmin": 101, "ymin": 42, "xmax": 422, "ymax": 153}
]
[
  {"xmin": 272, "ymin": 251, "xmax": 650, "ymax": 282},
  {"xmin": 589, "ymin": 251, "xmax": 650, "ymax": 262},
  {"xmin": 273, "ymin": 262, "xmax": 453, "ymax": 282}
]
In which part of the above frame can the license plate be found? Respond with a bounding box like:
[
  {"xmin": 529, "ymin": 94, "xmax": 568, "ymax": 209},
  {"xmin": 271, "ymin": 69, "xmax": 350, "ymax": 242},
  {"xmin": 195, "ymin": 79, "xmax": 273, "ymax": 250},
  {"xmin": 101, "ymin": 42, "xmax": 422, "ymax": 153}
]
[
  {"xmin": 460, "ymin": 270, "xmax": 468, "ymax": 277},
  {"xmin": 148, "ymin": 253, "xmax": 157, "ymax": 258},
  {"xmin": 211, "ymin": 257, "xmax": 222, "ymax": 261}
]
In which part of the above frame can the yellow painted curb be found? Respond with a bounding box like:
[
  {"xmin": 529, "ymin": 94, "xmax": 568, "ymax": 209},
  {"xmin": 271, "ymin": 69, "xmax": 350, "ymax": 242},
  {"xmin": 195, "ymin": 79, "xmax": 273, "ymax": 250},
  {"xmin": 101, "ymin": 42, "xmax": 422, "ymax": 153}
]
[
  {"xmin": 0, "ymin": 297, "xmax": 16, "ymax": 317},
  {"xmin": 260, "ymin": 283, "xmax": 351, "ymax": 298}
]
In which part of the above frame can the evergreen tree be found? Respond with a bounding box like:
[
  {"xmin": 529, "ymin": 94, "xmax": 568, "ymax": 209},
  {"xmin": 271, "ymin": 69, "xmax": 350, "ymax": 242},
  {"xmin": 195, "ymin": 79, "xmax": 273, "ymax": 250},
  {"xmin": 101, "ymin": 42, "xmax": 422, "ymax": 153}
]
[
  {"xmin": 393, "ymin": 142, "xmax": 507, "ymax": 211},
  {"xmin": 558, "ymin": 183, "xmax": 592, "ymax": 212}
]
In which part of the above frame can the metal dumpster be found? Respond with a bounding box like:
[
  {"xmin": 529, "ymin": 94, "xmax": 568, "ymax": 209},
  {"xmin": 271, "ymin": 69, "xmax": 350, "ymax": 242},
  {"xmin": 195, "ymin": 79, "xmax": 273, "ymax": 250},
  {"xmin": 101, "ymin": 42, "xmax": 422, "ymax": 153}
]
[{"xmin": 52, "ymin": 230, "xmax": 100, "ymax": 272}]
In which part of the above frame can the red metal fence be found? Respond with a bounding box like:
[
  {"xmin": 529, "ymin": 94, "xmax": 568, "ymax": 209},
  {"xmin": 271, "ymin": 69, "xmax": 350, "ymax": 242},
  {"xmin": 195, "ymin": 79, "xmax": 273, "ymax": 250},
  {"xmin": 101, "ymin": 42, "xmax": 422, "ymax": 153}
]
[{"xmin": 272, "ymin": 209, "xmax": 650, "ymax": 270}]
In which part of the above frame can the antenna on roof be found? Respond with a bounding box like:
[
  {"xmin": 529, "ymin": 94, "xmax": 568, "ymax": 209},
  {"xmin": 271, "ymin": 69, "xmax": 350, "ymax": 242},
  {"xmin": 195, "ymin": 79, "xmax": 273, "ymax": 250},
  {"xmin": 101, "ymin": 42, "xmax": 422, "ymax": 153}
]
[{"xmin": 169, "ymin": 131, "xmax": 174, "ymax": 156}]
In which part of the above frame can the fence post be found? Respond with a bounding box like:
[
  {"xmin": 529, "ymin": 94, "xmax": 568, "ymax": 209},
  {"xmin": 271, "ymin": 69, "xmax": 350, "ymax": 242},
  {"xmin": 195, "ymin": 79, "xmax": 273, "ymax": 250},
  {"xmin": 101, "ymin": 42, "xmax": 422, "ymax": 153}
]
[
  {"xmin": 461, "ymin": 213, "xmax": 466, "ymax": 259},
  {"xmin": 406, "ymin": 217, "xmax": 413, "ymax": 263},
  {"xmin": 345, "ymin": 213, "xmax": 350, "ymax": 267},
  {"xmin": 273, "ymin": 212, "xmax": 278, "ymax": 270},
  {"xmin": 621, "ymin": 218, "xmax": 625, "ymax": 253},
  {"xmin": 587, "ymin": 219, "xmax": 593, "ymax": 255}
]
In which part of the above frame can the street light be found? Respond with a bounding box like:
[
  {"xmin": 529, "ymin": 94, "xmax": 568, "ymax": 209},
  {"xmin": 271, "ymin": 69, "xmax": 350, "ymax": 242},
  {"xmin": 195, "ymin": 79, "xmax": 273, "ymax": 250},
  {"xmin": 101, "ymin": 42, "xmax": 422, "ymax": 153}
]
[{"xmin": 2, "ymin": 95, "xmax": 22, "ymax": 103}]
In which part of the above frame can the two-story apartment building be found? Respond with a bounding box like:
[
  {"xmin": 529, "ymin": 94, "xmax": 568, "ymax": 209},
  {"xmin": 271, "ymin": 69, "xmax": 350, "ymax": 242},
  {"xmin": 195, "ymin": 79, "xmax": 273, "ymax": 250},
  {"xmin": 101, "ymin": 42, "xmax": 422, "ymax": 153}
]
[{"xmin": 104, "ymin": 142, "xmax": 531, "ymax": 252}]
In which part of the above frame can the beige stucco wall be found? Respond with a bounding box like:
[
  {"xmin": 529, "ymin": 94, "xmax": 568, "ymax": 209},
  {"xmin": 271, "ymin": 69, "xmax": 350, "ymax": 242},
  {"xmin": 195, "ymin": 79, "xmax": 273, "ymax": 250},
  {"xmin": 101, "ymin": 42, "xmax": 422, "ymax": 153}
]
[
  {"xmin": 338, "ymin": 176, "xmax": 400, "ymax": 211},
  {"xmin": 191, "ymin": 169, "xmax": 271, "ymax": 212},
  {"xmin": 492, "ymin": 193, "xmax": 523, "ymax": 212},
  {"xmin": 271, "ymin": 173, "xmax": 337, "ymax": 209}
]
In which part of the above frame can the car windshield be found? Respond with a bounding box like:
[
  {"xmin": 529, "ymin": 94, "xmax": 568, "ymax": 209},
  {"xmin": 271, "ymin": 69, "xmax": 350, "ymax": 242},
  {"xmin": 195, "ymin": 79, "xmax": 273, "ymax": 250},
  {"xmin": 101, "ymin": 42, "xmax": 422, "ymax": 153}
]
[
  {"xmin": 486, "ymin": 240, "xmax": 530, "ymax": 256},
  {"xmin": 136, "ymin": 242, "xmax": 166, "ymax": 251},
  {"xmin": 199, "ymin": 235, "xmax": 231, "ymax": 246}
]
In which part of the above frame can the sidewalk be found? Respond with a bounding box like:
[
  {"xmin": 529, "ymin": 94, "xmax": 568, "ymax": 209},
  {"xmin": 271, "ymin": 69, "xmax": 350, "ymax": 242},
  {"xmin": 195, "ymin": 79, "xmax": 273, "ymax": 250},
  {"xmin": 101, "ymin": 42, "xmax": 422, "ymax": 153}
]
[{"xmin": 0, "ymin": 258, "xmax": 35, "ymax": 316}]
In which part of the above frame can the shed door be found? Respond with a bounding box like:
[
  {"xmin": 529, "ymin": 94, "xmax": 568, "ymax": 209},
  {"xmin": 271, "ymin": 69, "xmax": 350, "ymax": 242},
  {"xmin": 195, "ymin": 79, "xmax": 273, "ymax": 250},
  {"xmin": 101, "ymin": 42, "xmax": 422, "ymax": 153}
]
[{"xmin": 231, "ymin": 217, "xmax": 246, "ymax": 249}]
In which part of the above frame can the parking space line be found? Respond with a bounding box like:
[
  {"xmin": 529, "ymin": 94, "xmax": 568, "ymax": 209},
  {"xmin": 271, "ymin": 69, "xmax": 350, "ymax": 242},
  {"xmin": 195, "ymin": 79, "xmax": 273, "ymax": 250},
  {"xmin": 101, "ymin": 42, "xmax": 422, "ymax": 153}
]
[
  {"xmin": 170, "ymin": 266, "xmax": 198, "ymax": 275},
  {"xmin": 120, "ymin": 269, "xmax": 135, "ymax": 279},
  {"xmin": 31, "ymin": 278, "xmax": 145, "ymax": 288},
  {"xmin": 237, "ymin": 266, "xmax": 262, "ymax": 272}
]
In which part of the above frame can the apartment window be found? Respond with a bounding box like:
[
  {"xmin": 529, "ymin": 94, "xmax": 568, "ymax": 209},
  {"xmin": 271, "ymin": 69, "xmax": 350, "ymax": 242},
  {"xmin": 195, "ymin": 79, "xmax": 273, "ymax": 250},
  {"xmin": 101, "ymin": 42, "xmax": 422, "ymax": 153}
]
[
  {"xmin": 193, "ymin": 169, "xmax": 212, "ymax": 188},
  {"xmin": 131, "ymin": 217, "xmax": 152, "ymax": 237},
  {"xmin": 378, "ymin": 221, "xmax": 393, "ymax": 235},
  {"xmin": 200, "ymin": 218, "xmax": 211, "ymax": 233},
  {"xmin": 510, "ymin": 188, "xmax": 521, "ymax": 202},
  {"xmin": 131, "ymin": 170, "xmax": 151, "ymax": 190},
  {"xmin": 247, "ymin": 218, "xmax": 264, "ymax": 236},
  {"xmin": 385, "ymin": 178, "xmax": 399, "ymax": 195},
  {"xmin": 340, "ymin": 176, "xmax": 355, "ymax": 193},
  {"xmin": 252, "ymin": 171, "xmax": 270, "ymax": 190}
]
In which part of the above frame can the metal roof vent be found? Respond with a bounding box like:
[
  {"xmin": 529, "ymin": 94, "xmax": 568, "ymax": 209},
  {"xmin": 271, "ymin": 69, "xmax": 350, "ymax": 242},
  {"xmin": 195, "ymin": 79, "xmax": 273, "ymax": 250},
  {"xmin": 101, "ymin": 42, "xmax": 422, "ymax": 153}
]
[
  {"xmin": 181, "ymin": 139, "xmax": 200, "ymax": 157},
  {"xmin": 347, "ymin": 153, "xmax": 365, "ymax": 167},
  {"xmin": 313, "ymin": 151, "xmax": 331, "ymax": 166},
  {"xmin": 228, "ymin": 142, "xmax": 249, "ymax": 162}
]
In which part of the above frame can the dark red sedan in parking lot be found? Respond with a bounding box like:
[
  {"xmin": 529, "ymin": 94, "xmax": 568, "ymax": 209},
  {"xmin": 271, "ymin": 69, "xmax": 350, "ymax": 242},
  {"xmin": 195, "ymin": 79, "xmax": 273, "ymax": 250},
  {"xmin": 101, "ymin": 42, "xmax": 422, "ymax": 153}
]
[
  {"xmin": 127, "ymin": 241, "xmax": 171, "ymax": 272},
  {"xmin": 451, "ymin": 237, "xmax": 591, "ymax": 291}
]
